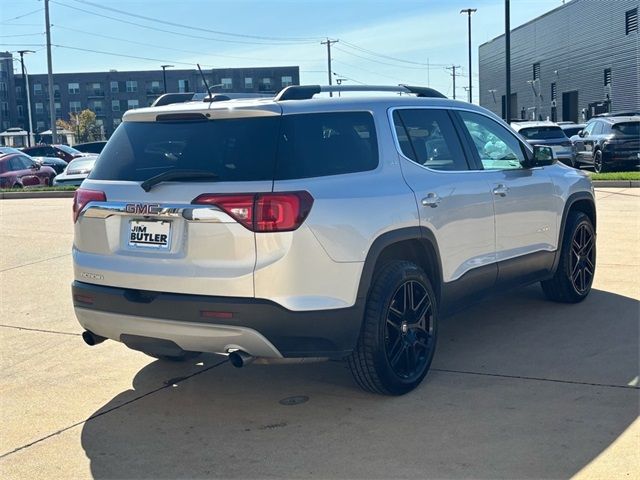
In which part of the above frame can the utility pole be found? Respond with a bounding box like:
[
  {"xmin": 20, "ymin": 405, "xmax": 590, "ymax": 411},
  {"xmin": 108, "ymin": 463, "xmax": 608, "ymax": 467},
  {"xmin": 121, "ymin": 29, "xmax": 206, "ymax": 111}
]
[
  {"xmin": 460, "ymin": 8, "xmax": 477, "ymax": 103},
  {"xmin": 321, "ymin": 38, "xmax": 338, "ymax": 97},
  {"xmin": 161, "ymin": 64, "xmax": 173, "ymax": 93},
  {"xmin": 17, "ymin": 50, "xmax": 35, "ymax": 147},
  {"xmin": 44, "ymin": 0, "xmax": 57, "ymax": 144},
  {"xmin": 505, "ymin": 0, "xmax": 511, "ymax": 121},
  {"xmin": 446, "ymin": 65, "xmax": 461, "ymax": 100}
]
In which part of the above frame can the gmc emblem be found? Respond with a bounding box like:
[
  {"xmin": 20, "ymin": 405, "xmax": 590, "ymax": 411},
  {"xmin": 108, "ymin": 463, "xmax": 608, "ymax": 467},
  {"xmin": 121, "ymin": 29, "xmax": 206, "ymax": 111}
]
[{"xmin": 125, "ymin": 203, "xmax": 161, "ymax": 215}]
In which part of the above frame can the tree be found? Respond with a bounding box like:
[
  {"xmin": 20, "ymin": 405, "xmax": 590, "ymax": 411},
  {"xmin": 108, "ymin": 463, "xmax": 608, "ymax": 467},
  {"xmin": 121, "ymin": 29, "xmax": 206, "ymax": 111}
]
[{"xmin": 57, "ymin": 109, "xmax": 102, "ymax": 143}]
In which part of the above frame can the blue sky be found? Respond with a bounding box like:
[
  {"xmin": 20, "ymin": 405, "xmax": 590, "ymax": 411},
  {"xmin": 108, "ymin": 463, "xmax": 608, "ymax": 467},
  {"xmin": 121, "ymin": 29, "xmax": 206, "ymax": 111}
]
[{"xmin": 1, "ymin": 0, "xmax": 566, "ymax": 102}]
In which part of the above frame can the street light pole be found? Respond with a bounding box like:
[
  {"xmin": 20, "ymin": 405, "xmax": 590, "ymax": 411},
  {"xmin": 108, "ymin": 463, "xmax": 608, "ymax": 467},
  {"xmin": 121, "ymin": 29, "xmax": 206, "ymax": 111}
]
[
  {"xmin": 161, "ymin": 65, "xmax": 173, "ymax": 94},
  {"xmin": 460, "ymin": 8, "xmax": 477, "ymax": 103},
  {"xmin": 505, "ymin": 0, "xmax": 511, "ymax": 121},
  {"xmin": 17, "ymin": 50, "xmax": 35, "ymax": 147},
  {"xmin": 44, "ymin": 0, "xmax": 57, "ymax": 144}
]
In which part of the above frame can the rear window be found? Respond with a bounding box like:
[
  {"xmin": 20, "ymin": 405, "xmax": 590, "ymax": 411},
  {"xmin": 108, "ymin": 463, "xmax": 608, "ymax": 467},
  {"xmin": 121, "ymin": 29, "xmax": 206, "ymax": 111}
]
[
  {"xmin": 57, "ymin": 144, "xmax": 82, "ymax": 155},
  {"xmin": 90, "ymin": 112, "xmax": 378, "ymax": 182},
  {"xmin": 612, "ymin": 122, "xmax": 640, "ymax": 136},
  {"xmin": 518, "ymin": 126, "xmax": 567, "ymax": 140}
]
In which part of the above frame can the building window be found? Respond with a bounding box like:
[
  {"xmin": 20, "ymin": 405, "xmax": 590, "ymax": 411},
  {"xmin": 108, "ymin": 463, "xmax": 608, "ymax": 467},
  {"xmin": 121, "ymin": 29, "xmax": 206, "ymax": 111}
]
[
  {"xmin": 626, "ymin": 8, "xmax": 638, "ymax": 34},
  {"xmin": 260, "ymin": 77, "xmax": 272, "ymax": 91},
  {"xmin": 35, "ymin": 102, "xmax": 44, "ymax": 114},
  {"xmin": 110, "ymin": 81, "xmax": 119, "ymax": 93},
  {"xmin": 88, "ymin": 82, "xmax": 103, "ymax": 96},
  {"xmin": 33, "ymin": 84, "xmax": 42, "ymax": 95},
  {"xmin": 244, "ymin": 77, "xmax": 253, "ymax": 89},
  {"xmin": 178, "ymin": 79, "xmax": 190, "ymax": 93},
  {"xmin": 126, "ymin": 80, "xmax": 137, "ymax": 93},
  {"xmin": 54, "ymin": 102, "xmax": 61, "ymax": 115},
  {"xmin": 551, "ymin": 83, "xmax": 557, "ymax": 101},
  {"xmin": 68, "ymin": 82, "xmax": 80, "ymax": 94},
  {"xmin": 281, "ymin": 76, "xmax": 293, "ymax": 87},
  {"xmin": 149, "ymin": 80, "xmax": 161, "ymax": 93},
  {"xmin": 220, "ymin": 78, "xmax": 232, "ymax": 90},
  {"xmin": 113, "ymin": 118, "xmax": 122, "ymax": 128},
  {"xmin": 127, "ymin": 99, "xmax": 139, "ymax": 109},
  {"xmin": 604, "ymin": 68, "xmax": 612, "ymax": 86},
  {"xmin": 112, "ymin": 100, "xmax": 120, "ymax": 111},
  {"xmin": 93, "ymin": 100, "xmax": 103, "ymax": 113},
  {"xmin": 36, "ymin": 120, "xmax": 45, "ymax": 131},
  {"xmin": 1, "ymin": 102, "xmax": 9, "ymax": 116},
  {"xmin": 69, "ymin": 101, "xmax": 81, "ymax": 113},
  {"xmin": 532, "ymin": 63, "xmax": 540, "ymax": 81},
  {"xmin": 15, "ymin": 85, "xmax": 22, "ymax": 97},
  {"xmin": 53, "ymin": 84, "xmax": 60, "ymax": 97},
  {"xmin": 17, "ymin": 105, "xmax": 24, "ymax": 117}
]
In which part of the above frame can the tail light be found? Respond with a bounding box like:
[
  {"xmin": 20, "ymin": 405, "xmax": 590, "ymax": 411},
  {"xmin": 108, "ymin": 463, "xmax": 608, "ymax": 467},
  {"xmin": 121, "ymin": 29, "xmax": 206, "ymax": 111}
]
[
  {"xmin": 73, "ymin": 188, "xmax": 106, "ymax": 223},
  {"xmin": 192, "ymin": 191, "xmax": 313, "ymax": 232}
]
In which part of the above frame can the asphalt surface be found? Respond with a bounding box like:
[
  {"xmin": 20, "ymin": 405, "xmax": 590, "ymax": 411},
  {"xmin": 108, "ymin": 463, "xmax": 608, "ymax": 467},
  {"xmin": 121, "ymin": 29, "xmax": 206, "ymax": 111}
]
[{"xmin": 0, "ymin": 189, "xmax": 638, "ymax": 479}]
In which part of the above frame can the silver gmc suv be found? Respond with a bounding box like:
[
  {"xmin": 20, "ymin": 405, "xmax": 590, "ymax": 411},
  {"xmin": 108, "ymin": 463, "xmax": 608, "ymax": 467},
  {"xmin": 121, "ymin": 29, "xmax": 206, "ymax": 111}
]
[{"xmin": 72, "ymin": 85, "xmax": 596, "ymax": 395}]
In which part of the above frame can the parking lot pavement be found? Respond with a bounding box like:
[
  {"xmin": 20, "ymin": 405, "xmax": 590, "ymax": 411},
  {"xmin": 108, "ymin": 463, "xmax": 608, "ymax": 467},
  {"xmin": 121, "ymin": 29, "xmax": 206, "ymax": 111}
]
[{"xmin": 0, "ymin": 189, "xmax": 638, "ymax": 479}]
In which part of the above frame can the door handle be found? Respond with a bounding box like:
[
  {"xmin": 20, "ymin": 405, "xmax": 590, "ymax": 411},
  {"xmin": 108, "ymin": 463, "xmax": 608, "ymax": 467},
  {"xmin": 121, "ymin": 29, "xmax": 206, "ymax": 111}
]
[
  {"xmin": 421, "ymin": 193, "xmax": 441, "ymax": 208},
  {"xmin": 492, "ymin": 184, "xmax": 509, "ymax": 197}
]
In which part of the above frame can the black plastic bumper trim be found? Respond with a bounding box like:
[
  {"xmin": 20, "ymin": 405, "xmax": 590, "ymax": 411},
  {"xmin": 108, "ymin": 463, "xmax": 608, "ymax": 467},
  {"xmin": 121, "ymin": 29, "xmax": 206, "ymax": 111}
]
[{"xmin": 72, "ymin": 281, "xmax": 363, "ymax": 359}]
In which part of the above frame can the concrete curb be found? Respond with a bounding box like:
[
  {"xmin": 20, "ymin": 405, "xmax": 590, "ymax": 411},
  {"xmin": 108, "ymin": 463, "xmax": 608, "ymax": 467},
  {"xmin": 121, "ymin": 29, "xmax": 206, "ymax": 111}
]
[
  {"xmin": 592, "ymin": 180, "xmax": 640, "ymax": 188},
  {"xmin": 0, "ymin": 190, "xmax": 75, "ymax": 200}
]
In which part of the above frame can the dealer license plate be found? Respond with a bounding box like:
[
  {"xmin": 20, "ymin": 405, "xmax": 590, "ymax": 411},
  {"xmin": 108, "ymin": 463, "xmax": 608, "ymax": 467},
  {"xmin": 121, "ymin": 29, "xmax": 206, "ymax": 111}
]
[{"xmin": 128, "ymin": 220, "xmax": 171, "ymax": 249}]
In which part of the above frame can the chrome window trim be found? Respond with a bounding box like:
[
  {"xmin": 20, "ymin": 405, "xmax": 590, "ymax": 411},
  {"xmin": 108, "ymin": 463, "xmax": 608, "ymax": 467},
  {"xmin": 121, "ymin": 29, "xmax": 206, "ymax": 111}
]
[
  {"xmin": 80, "ymin": 202, "xmax": 230, "ymax": 223},
  {"xmin": 387, "ymin": 105, "xmax": 536, "ymax": 174}
]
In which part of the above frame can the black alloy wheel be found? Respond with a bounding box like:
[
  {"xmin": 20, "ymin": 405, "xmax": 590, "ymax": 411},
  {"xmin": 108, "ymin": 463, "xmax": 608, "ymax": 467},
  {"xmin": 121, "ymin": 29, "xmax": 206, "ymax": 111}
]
[
  {"xmin": 348, "ymin": 261, "xmax": 438, "ymax": 395},
  {"xmin": 569, "ymin": 222, "xmax": 596, "ymax": 295},
  {"xmin": 541, "ymin": 211, "xmax": 596, "ymax": 303},
  {"xmin": 385, "ymin": 280, "xmax": 435, "ymax": 381},
  {"xmin": 593, "ymin": 150, "xmax": 605, "ymax": 173}
]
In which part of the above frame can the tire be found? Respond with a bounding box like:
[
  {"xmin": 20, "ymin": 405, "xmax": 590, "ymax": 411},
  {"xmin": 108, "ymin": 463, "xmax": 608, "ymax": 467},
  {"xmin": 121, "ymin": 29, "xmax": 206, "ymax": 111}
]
[
  {"xmin": 12, "ymin": 183, "xmax": 23, "ymax": 189},
  {"xmin": 593, "ymin": 150, "xmax": 606, "ymax": 173},
  {"xmin": 541, "ymin": 211, "xmax": 595, "ymax": 303},
  {"xmin": 144, "ymin": 351, "xmax": 201, "ymax": 362},
  {"xmin": 348, "ymin": 261, "xmax": 438, "ymax": 395}
]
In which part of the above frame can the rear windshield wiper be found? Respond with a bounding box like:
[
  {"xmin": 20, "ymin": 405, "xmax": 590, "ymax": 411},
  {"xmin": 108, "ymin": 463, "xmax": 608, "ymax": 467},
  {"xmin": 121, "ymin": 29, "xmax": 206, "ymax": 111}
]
[{"xmin": 140, "ymin": 169, "xmax": 219, "ymax": 192}]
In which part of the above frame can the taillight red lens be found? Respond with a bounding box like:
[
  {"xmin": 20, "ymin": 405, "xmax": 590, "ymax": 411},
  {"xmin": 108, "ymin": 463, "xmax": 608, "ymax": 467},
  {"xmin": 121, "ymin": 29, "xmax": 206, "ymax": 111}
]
[
  {"xmin": 192, "ymin": 191, "xmax": 313, "ymax": 232},
  {"xmin": 73, "ymin": 188, "xmax": 106, "ymax": 223}
]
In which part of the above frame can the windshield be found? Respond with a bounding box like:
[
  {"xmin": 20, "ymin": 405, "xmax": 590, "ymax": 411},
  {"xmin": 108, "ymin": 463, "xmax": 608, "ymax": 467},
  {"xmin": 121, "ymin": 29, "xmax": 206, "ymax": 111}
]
[
  {"xmin": 611, "ymin": 122, "xmax": 640, "ymax": 137},
  {"xmin": 57, "ymin": 144, "xmax": 83, "ymax": 155},
  {"xmin": 518, "ymin": 127, "xmax": 567, "ymax": 140},
  {"xmin": 90, "ymin": 112, "xmax": 378, "ymax": 182}
]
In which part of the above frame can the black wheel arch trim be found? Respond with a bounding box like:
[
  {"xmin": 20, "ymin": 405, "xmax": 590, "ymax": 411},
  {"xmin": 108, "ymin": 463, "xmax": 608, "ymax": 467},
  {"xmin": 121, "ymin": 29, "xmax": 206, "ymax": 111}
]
[
  {"xmin": 355, "ymin": 226, "xmax": 444, "ymax": 305},
  {"xmin": 552, "ymin": 191, "xmax": 596, "ymax": 274}
]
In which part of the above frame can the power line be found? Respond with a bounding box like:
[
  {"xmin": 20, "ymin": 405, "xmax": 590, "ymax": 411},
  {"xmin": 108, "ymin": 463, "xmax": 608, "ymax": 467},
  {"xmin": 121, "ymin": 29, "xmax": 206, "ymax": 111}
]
[
  {"xmin": 340, "ymin": 40, "xmax": 447, "ymax": 67},
  {"xmin": 51, "ymin": 1, "xmax": 315, "ymax": 47},
  {"xmin": 53, "ymin": 25, "xmax": 321, "ymax": 64},
  {"xmin": 0, "ymin": 8, "xmax": 43, "ymax": 25},
  {"xmin": 53, "ymin": 44, "xmax": 199, "ymax": 67},
  {"xmin": 63, "ymin": 0, "xmax": 320, "ymax": 43},
  {"xmin": 0, "ymin": 33, "xmax": 44, "ymax": 38},
  {"xmin": 334, "ymin": 45, "xmax": 445, "ymax": 71}
]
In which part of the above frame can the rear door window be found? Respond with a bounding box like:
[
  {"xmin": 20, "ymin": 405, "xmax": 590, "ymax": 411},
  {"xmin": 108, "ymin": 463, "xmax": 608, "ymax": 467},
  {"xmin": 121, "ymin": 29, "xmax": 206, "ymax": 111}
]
[
  {"xmin": 612, "ymin": 122, "xmax": 639, "ymax": 136},
  {"xmin": 392, "ymin": 109, "xmax": 470, "ymax": 171},
  {"xmin": 518, "ymin": 127, "xmax": 567, "ymax": 140},
  {"xmin": 90, "ymin": 112, "xmax": 378, "ymax": 182},
  {"xmin": 276, "ymin": 112, "xmax": 378, "ymax": 179}
]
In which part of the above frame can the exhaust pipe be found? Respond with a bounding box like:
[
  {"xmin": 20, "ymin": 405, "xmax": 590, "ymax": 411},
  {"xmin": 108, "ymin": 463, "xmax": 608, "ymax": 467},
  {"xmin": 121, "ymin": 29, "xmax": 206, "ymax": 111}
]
[
  {"xmin": 82, "ymin": 330, "xmax": 107, "ymax": 346},
  {"xmin": 228, "ymin": 350, "xmax": 254, "ymax": 368}
]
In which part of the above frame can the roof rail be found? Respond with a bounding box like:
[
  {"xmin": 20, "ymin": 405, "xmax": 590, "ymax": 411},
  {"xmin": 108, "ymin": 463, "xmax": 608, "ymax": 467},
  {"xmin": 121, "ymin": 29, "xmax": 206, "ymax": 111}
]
[
  {"xmin": 152, "ymin": 93, "xmax": 197, "ymax": 107},
  {"xmin": 274, "ymin": 84, "xmax": 447, "ymax": 101}
]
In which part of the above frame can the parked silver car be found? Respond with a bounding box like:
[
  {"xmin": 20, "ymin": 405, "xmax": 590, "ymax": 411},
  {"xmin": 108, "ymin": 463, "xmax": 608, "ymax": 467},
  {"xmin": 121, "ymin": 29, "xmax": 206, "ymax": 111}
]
[
  {"xmin": 53, "ymin": 155, "xmax": 98, "ymax": 186},
  {"xmin": 72, "ymin": 85, "xmax": 596, "ymax": 395}
]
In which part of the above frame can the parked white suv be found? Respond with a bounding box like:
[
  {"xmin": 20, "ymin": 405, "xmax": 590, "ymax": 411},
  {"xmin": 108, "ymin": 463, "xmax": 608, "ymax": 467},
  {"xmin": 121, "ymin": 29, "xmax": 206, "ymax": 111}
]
[{"xmin": 72, "ymin": 85, "xmax": 596, "ymax": 395}]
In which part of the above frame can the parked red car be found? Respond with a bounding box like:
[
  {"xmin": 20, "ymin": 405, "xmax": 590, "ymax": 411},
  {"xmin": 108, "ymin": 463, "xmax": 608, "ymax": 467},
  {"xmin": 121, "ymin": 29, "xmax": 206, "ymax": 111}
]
[
  {"xmin": 21, "ymin": 144, "xmax": 85, "ymax": 163},
  {"xmin": 0, "ymin": 153, "xmax": 56, "ymax": 188}
]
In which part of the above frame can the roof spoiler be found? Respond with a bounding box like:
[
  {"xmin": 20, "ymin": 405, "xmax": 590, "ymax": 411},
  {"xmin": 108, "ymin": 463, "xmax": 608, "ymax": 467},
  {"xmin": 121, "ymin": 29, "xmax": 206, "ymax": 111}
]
[{"xmin": 274, "ymin": 84, "xmax": 447, "ymax": 101}]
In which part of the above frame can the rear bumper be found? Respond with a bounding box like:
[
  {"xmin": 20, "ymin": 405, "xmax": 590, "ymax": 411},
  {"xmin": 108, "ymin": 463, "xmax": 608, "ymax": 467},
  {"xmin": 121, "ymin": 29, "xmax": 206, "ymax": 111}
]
[{"xmin": 72, "ymin": 281, "xmax": 363, "ymax": 359}]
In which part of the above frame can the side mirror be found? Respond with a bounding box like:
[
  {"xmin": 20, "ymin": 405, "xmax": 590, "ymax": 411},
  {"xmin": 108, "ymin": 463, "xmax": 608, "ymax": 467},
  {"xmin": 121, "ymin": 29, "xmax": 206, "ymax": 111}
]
[
  {"xmin": 523, "ymin": 145, "xmax": 556, "ymax": 168},
  {"xmin": 31, "ymin": 163, "xmax": 41, "ymax": 170},
  {"xmin": 578, "ymin": 130, "xmax": 586, "ymax": 137}
]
